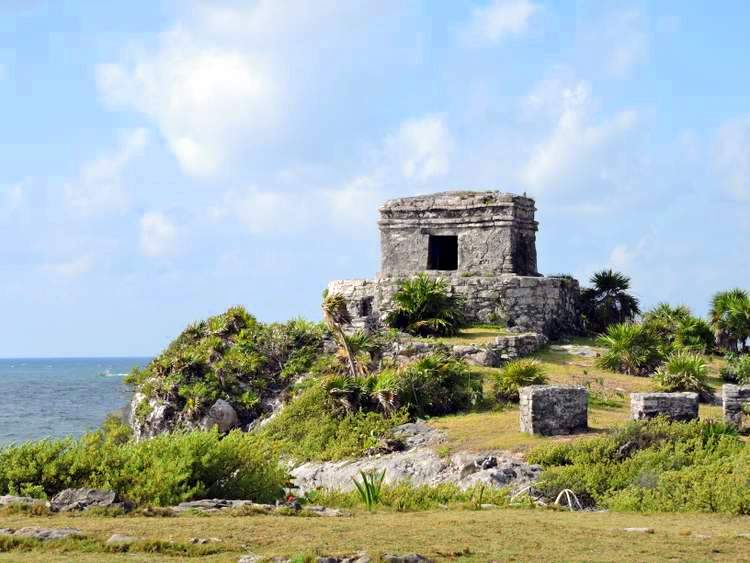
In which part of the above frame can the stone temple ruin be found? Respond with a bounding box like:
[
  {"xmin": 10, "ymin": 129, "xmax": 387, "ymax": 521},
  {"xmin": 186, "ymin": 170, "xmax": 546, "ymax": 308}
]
[{"xmin": 328, "ymin": 191, "xmax": 580, "ymax": 337}]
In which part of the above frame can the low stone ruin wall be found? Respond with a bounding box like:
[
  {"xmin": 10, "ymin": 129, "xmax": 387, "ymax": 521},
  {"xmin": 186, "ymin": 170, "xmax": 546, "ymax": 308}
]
[
  {"xmin": 630, "ymin": 392, "xmax": 699, "ymax": 422},
  {"xmin": 722, "ymin": 385, "xmax": 750, "ymax": 427},
  {"xmin": 386, "ymin": 332, "xmax": 547, "ymax": 367},
  {"xmin": 519, "ymin": 385, "xmax": 588, "ymax": 436},
  {"xmin": 327, "ymin": 274, "xmax": 580, "ymax": 338}
]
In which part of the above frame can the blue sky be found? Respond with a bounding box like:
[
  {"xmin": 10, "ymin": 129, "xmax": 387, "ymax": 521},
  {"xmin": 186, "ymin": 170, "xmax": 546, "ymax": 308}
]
[{"xmin": 1, "ymin": 0, "xmax": 749, "ymax": 357}]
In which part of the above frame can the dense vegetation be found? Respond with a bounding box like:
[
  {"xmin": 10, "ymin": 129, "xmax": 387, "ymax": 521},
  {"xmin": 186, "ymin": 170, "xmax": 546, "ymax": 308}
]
[
  {"xmin": 580, "ymin": 270, "xmax": 640, "ymax": 333},
  {"xmin": 0, "ymin": 418, "xmax": 286, "ymax": 506},
  {"xmin": 385, "ymin": 273, "xmax": 464, "ymax": 337},
  {"xmin": 529, "ymin": 418, "xmax": 750, "ymax": 514}
]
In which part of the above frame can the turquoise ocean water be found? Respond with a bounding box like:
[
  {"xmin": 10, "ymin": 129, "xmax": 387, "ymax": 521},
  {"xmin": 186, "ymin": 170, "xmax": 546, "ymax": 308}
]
[{"xmin": 0, "ymin": 357, "xmax": 150, "ymax": 445}]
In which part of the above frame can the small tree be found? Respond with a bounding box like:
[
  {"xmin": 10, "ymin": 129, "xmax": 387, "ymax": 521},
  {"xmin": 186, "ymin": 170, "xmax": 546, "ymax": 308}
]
[
  {"xmin": 709, "ymin": 289, "xmax": 750, "ymax": 353},
  {"xmin": 581, "ymin": 270, "xmax": 641, "ymax": 334},
  {"xmin": 322, "ymin": 292, "xmax": 357, "ymax": 377}
]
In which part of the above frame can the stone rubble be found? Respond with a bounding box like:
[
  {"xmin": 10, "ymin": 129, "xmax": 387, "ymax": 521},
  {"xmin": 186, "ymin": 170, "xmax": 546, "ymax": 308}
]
[
  {"xmin": 0, "ymin": 527, "xmax": 85, "ymax": 540},
  {"xmin": 49, "ymin": 488, "xmax": 119, "ymax": 512}
]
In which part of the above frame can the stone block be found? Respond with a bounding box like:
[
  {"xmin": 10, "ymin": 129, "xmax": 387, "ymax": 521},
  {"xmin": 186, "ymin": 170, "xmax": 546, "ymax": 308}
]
[
  {"xmin": 519, "ymin": 385, "xmax": 588, "ymax": 436},
  {"xmin": 722, "ymin": 385, "xmax": 750, "ymax": 427},
  {"xmin": 630, "ymin": 393, "xmax": 699, "ymax": 422}
]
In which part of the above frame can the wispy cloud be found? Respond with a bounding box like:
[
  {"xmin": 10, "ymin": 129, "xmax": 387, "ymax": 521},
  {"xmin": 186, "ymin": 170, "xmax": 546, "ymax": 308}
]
[
  {"xmin": 140, "ymin": 211, "xmax": 179, "ymax": 257},
  {"xmin": 460, "ymin": 0, "xmax": 539, "ymax": 47}
]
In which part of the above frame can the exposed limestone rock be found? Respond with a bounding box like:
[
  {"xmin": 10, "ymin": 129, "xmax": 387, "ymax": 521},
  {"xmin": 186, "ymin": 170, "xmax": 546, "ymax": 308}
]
[
  {"xmin": 106, "ymin": 534, "xmax": 139, "ymax": 545},
  {"xmin": 291, "ymin": 448, "xmax": 540, "ymax": 495},
  {"xmin": 49, "ymin": 488, "xmax": 118, "ymax": 512},
  {"xmin": 519, "ymin": 385, "xmax": 588, "ymax": 436},
  {"xmin": 3, "ymin": 527, "xmax": 85, "ymax": 540},
  {"xmin": 199, "ymin": 399, "xmax": 239, "ymax": 433},
  {"xmin": 171, "ymin": 499, "xmax": 344, "ymax": 517},
  {"xmin": 630, "ymin": 392, "xmax": 699, "ymax": 422},
  {"xmin": 382, "ymin": 555, "xmax": 433, "ymax": 563},
  {"xmin": 0, "ymin": 495, "xmax": 41, "ymax": 507}
]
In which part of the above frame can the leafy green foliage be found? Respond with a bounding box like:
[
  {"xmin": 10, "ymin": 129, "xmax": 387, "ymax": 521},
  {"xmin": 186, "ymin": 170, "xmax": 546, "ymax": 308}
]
[
  {"xmin": 126, "ymin": 307, "xmax": 327, "ymax": 427},
  {"xmin": 721, "ymin": 353, "xmax": 750, "ymax": 384},
  {"xmin": 386, "ymin": 273, "xmax": 464, "ymax": 337},
  {"xmin": 580, "ymin": 270, "xmax": 640, "ymax": 333},
  {"xmin": 352, "ymin": 469, "xmax": 385, "ymax": 511},
  {"xmin": 0, "ymin": 427, "xmax": 287, "ymax": 506},
  {"xmin": 257, "ymin": 383, "xmax": 409, "ymax": 462},
  {"xmin": 596, "ymin": 323, "xmax": 663, "ymax": 375},
  {"xmin": 493, "ymin": 359, "xmax": 548, "ymax": 402},
  {"xmin": 642, "ymin": 303, "xmax": 715, "ymax": 355},
  {"xmin": 654, "ymin": 351, "xmax": 712, "ymax": 400},
  {"xmin": 528, "ymin": 418, "xmax": 750, "ymax": 513},
  {"xmin": 710, "ymin": 289, "xmax": 750, "ymax": 353}
]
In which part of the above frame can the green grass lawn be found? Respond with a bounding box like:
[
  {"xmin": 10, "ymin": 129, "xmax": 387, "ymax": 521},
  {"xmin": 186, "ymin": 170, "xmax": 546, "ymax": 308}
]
[
  {"xmin": 2, "ymin": 508, "xmax": 750, "ymax": 562},
  {"xmin": 414, "ymin": 325, "xmax": 511, "ymax": 345}
]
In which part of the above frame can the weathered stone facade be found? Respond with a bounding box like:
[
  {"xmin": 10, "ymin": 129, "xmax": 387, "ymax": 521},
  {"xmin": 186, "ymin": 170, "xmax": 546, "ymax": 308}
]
[
  {"xmin": 519, "ymin": 385, "xmax": 588, "ymax": 436},
  {"xmin": 328, "ymin": 191, "xmax": 581, "ymax": 337},
  {"xmin": 630, "ymin": 392, "xmax": 699, "ymax": 422},
  {"xmin": 722, "ymin": 385, "xmax": 750, "ymax": 427}
]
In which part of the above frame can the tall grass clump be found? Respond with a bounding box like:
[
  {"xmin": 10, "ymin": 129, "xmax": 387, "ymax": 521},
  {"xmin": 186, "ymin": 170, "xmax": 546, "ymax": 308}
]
[
  {"xmin": 494, "ymin": 359, "xmax": 547, "ymax": 402},
  {"xmin": 386, "ymin": 273, "xmax": 464, "ymax": 337},
  {"xmin": 596, "ymin": 323, "xmax": 662, "ymax": 375},
  {"xmin": 352, "ymin": 470, "xmax": 385, "ymax": 511},
  {"xmin": 721, "ymin": 353, "xmax": 750, "ymax": 384}
]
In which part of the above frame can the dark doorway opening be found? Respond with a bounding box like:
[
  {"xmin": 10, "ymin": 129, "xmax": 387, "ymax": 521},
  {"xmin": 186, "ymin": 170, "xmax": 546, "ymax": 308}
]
[{"xmin": 427, "ymin": 235, "xmax": 458, "ymax": 270}]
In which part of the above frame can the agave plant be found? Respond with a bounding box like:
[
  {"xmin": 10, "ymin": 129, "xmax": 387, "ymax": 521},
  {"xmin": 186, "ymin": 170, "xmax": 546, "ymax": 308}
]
[
  {"xmin": 321, "ymin": 373, "xmax": 361, "ymax": 412},
  {"xmin": 494, "ymin": 359, "xmax": 548, "ymax": 402},
  {"xmin": 596, "ymin": 323, "xmax": 662, "ymax": 376},
  {"xmin": 654, "ymin": 351, "xmax": 713, "ymax": 402},
  {"xmin": 385, "ymin": 273, "xmax": 464, "ymax": 337},
  {"xmin": 370, "ymin": 369, "xmax": 401, "ymax": 414},
  {"xmin": 709, "ymin": 289, "xmax": 750, "ymax": 353},
  {"xmin": 581, "ymin": 270, "xmax": 641, "ymax": 334}
]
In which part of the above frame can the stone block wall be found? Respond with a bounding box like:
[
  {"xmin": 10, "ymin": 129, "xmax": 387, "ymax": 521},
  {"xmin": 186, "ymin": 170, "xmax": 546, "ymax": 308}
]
[
  {"xmin": 519, "ymin": 385, "xmax": 588, "ymax": 436},
  {"xmin": 722, "ymin": 385, "xmax": 750, "ymax": 427},
  {"xmin": 630, "ymin": 392, "xmax": 699, "ymax": 422},
  {"xmin": 328, "ymin": 274, "xmax": 580, "ymax": 338}
]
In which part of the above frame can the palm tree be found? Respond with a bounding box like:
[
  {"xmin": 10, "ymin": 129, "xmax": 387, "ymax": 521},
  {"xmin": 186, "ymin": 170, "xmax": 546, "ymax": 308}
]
[
  {"xmin": 710, "ymin": 289, "xmax": 750, "ymax": 353},
  {"xmin": 581, "ymin": 270, "xmax": 641, "ymax": 333},
  {"xmin": 385, "ymin": 273, "xmax": 464, "ymax": 337},
  {"xmin": 322, "ymin": 292, "xmax": 358, "ymax": 377}
]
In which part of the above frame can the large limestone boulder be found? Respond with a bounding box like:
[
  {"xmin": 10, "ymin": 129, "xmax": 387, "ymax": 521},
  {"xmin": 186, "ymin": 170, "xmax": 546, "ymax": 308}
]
[
  {"xmin": 200, "ymin": 399, "xmax": 239, "ymax": 433},
  {"xmin": 49, "ymin": 488, "xmax": 117, "ymax": 512}
]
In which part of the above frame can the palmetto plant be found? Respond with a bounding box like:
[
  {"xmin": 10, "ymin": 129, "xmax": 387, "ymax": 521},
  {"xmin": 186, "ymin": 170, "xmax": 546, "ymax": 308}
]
[
  {"xmin": 581, "ymin": 270, "xmax": 641, "ymax": 334},
  {"xmin": 709, "ymin": 289, "xmax": 750, "ymax": 353},
  {"xmin": 352, "ymin": 469, "xmax": 386, "ymax": 511},
  {"xmin": 642, "ymin": 303, "xmax": 715, "ymax": 355},
  {"xmin": 654, "ymin": 351, "xmax": 712, "ymax": 402},
  {"xmin": 322, "ymin": 291, "xmax": 358, "ymax": 377},
  {"xmin": 596, "ymin": 323, "xmax": 662, "ymax": 376},
  {"xmin": 494, "ymin": 359, "xmax": 548, "ymax": 402},
  {"xmin": 385, "ymin": 273, "xmax": 464, "ymax": 337}
]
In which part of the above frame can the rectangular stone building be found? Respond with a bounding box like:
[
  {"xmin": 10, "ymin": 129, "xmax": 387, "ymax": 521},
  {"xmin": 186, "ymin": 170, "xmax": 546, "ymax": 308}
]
[{"xmin": 328, "ymin": 191, "xmax": 580, "ymax": 337}]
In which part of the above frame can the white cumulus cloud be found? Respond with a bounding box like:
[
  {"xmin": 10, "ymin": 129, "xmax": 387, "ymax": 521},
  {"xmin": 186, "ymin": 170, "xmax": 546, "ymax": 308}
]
[
  {"xmin": 64, "ymin": 128, "xmax": 149, "ymax": 215},
  {"xmin": 521, "ymin": 81, "xmax": 637, "ymax": 192},
  {"xmin": 460, "ymin": 0, "xmax": 539, "ymax": 47},
  {"xmin": 385, "ymin": 115, "xmax": 454, "ymax": 182},
  {"xmin": 140, "ymin": 211, "xmax": 179, "ymax": 257}
]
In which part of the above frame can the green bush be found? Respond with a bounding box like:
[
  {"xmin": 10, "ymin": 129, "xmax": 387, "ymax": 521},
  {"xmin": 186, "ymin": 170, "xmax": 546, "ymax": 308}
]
[
  {"xmin": 528, "ymin": 418, "xmax": 750, "ymax": 513},
  {"xmin": 0, "ymin": 428, "xmax": 287, "ymax": 506},
  {"xmin": 390, "ymin": 353, "xmax": 482, "ymax": 417},
  {"xmin": 596, "ymin": 323, "xmax": 662, "ymax": 375},
  {"xmin": 642, "ymin": 304, "xmax": 715, "ymax": 355},
  {"xmin": 126, "ymin": 307, "xmax": 327, "ymax": 427},
  {"xmin": 494, "ymin": 359, "xmax": 547, "ymax": 402},
  {"xmin": 653, "ymin": 351, "xmax": 712, "ymax": 401},
  {"xmin": 385, "ymin": 273, "xmax": 464, "ymax": 337},
  {"xmin": 721, "ymin": 353, "xmax": 750, "ymax": 384},
  {"xmin": 257, "ymin": 383, "xmax": 409, "ymax": 462},
  {"xmin": 580, "ymin": 270, "xmax": 640, "ymax": 333}
]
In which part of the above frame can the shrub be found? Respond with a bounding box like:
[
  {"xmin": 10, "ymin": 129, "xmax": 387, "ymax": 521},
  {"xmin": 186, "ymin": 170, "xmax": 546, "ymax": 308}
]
[
  {"xmin": 596, "ymin": 323, "xmax": 662, "ymax": 375},
  {"xmin": 391, "ymin": 353, "xmax": 482, "ymax": 417},
  {"xmin": 494, "ymin": 359, "xmax": 547, "ymax": 402},
  {"xmin": 653, "ymin": 351, "xmax": 712, "ymax": 401},
  {"xmin": 0, "ymin": 428, "xmax": 287, "ymax": 506},
  {"xmin": 674, "ymin": 316, "xmax": 715, "ymax": 354},
  {"xmin": 385, "ymin": 273, "xmax": 464, "ymax": 337},
  {"xmin": 721, "ymin": 353, "xmax": 750, "ymax": 384},
  {"xmin": 642, "ymin": 304, "xmax": 715, "ymax": 355}
]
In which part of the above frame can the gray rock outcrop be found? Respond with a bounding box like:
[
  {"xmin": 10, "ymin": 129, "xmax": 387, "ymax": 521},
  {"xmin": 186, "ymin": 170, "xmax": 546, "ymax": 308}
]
[
  {"xmin": 0, "ymin": 527, "xmax": 85, "ymax": 540},
  {"xmin": 49, "ymin": 488, "xmax": 117, "ymax": 512},
  {"xmin": 199, "ymin": 399, "xmax": 239, "ymax": 433}
]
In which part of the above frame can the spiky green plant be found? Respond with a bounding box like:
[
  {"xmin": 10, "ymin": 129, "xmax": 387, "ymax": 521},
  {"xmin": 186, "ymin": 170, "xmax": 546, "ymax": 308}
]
[
  {"xmin": 352, "ymin": 469, "xmax": 386, "ymax": 511},
  {"xmin": 596, "ymin": 323, "xmax": 662, "ymax": 376},
  {"xmin": 580, "ymin": 270, "xmax": 641, "ymax": 333},
  {"xmin": 653, "ymin": 351, "xmax": 712, "ymax": 401},
  {"xmin": 322, "ymin": 292, "xmax": 357, "ymax": 377},
  {"xmin": 720, "ymin": 353, "xmax": 750, "ymax": 384},
  {"xmin": 494, "ymin": 359, "xmax": 548, "ymax": 402},
  {"xmin": 385, "ymin": 273, "xmax": 464, "ymax": 337}
]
